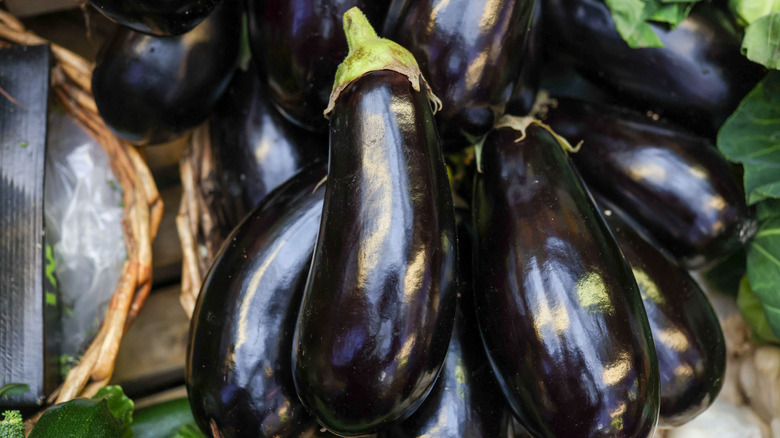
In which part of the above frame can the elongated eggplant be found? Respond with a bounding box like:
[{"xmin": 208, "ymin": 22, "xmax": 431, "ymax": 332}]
[
  {"xmin": 388, "ymin": 0, "xmax": 534, "ymax": 150},
  {"xmin": 186, "ymin": 162, "xmax": 331, "ymax": 437},
  {"xmin": 246, "ymin": 0, "xmax": 390, "ymax": 132},
  {"xmin": 594, "ymin": 194, "xmax": 726, "ymax": 428},
  {"xmin": 208, "ymin": 62, "xmax": 327, "ymax": 234},
  {"xmin": 378, "ymin": 210, "xmax": 511, "ymax": 438},
  {"xmin": 543, "ymin": 97, "xmax": 751, "ymax": 268},
  {"xmin": 473, "ymin": 117, "xmax": 659, "ymax": 437},
  {"xmin": 292, "ymin": 10, "xmax": 457, "ymax": 436},
  {"xmin": 544, "ymin": 0, "xmax": 764, "ymax": 134},
  {"xmin": 87, "ymin": 0, "xmax": 223, "ymax": 36},
  {"xmin": 92, "ymin": 0, "xmax": 240, "ymax": 145},
  {"xmin": 506, "ymin": 0, "xmax": 542, "ymax": 117}
]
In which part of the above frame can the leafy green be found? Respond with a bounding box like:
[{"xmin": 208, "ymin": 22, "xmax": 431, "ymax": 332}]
[
  {"xmin": 93, "ymin": 386, "xmax": 134, "ymax": 434},
  {"xmin": 717, "ymin": 72, "xmax": 780, "ymax": 205},
  {"xmin": 729, "ymin": 0, "xmax": 780, "ymax": 25},
  {"xmin": 747, "ymin": 215, "xmax": 780, "ymax": 338},
  {"xmin": 0, "ymin": 410, "xmax": 24, "ymax": 438},
  {"xmin": 171, "ymin": 423, "xmax": 207, "ymax": 438},
  {"xmin": 742, "ymin": 12, "xmax": 780, "ymax": 70},
  {"xmin": 602, "ymin": 0, "xmax": 702, "ymax": 48},
  {"xmin": 704, "ymin": 249, "xmax": 746, "ymax": 297},
  {"xmin": 0, "ymin": 384, "xmax": 29, "ymax": 400},
  {"xmin": 131, "ymin": 398, "xmax": 196, "ymax": 438},
  {"xmin": 738, "ymin": 275, "xmax": 780, "ymax": 343}
]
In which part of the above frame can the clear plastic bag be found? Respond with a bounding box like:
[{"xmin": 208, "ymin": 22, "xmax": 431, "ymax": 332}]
[{"xmin": 44, "ymin": 109, "xmax": 126, "ymax": 363}]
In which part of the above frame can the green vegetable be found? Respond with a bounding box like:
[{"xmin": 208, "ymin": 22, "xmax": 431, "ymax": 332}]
[
  {"xmin": 603, "ymin": 0, "xmax": 702, "ymax": 48},
  {"xmin": 170, "ymin": 424, "xmax": 206, "ymax": 438},
  {"xmin": 738, "ymin": 275, "xmax": 780, "ymax": 343},
  {"xmin": 729, "ymin": 0, "xmax": 780, "ymax": 25},
  {"xmin": 93, "ymin": 386, "xmax": 134, "ymax": 433},
  {"xmin": 0, "ymin": 384, "xmax": 29, "ymax": 400},
  {"xmin": 28, "ymin": 398, "xmax": 125, "ymax": 438},
  {"xmin": 131, "ymin": 398, "xmax": 196, "ymax": 438},
  {"xmin": 0, "ymin": 410, "xmax": 24, "ymax": 438},
  {"xmin": 718, "ymin": 72, "xmax": 780, "ymax": 339},
  {"xmin": 741, "ymin": 12, "xmax": 780, "ymax": 69}
]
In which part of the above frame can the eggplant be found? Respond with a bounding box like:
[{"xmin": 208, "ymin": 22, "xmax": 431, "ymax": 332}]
[
  {"xmin": 594, "ymin": 194, "xmax": 726, "ymax": 428},
  {"xmin": 378, "ymin": 209, "xmax": 512, "ymax": 438},
  {"xmin": 92, "ymin": 0, "xmax": 240, "ymax": 145},
  {"xmin": 543, "ymin": 97, "xmax": 751, "ymax": 269},
  {"xmin": 506, "ymin": 0, "xmax": 542, "ymax": 117},
  {"xmin": 208, "ymin": 62, "xmax": 327, "ymax": 235},
  {"xmin": 292, "ymin": 10, "xmax": 457, "ymax": 436},
  {"xmin": 388, "ymin": 0, "xmax": 535, "ymax": 150},
  {"xmin": 87, "ymin": 0, "xmax": 223, "ymax": 36},
  {"xmin": 544, "ymin": 0, "xmax": 764, "ymax": 134},
  {"xmin": 246, "ymin": 0, "xmax": 391, "ymax": 132},
  {"xmin": 472, "ymin": 117, "xmax": 659, "ymax": 437},
  {"xmin": 186, "ymin": 162, "xmax": 332, "ymax": 437}
]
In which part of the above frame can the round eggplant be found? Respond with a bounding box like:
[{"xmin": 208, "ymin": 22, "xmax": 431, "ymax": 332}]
[
  {"xmin": 246, "ymin": 0, "xmax": 391, "ymax": 132},
  {"xmin": 472, "ymin": 118, "xmax": 660, "ymax": 437},
  {"xmin": 92, "ymin": 0, "xmax": 240, "ymax": 145},
  {"xmin": 87, "ymin": 0, "xmax": 223, "ymax": 36},
  {"xmin": 208, "ymin": 62, "xmax": 327, "ymax": 234},
  {"xmin": 544, "ymin": 0, "xmax": 764, "ymax": 134},
  {"xmin": 186, "ymin": 162, "xmax": 331, "ymax": 437},
  {"xmin": 543, "ymin": 97, "xmax": 752, "ymax": 268},
  {"xmin": 292, "ymin": 10, "xmax": 457, "ymax": 436},
  {"xmin": 595, "ymin": 194, "xmax": 726, "ymax": 428},
  {"xmin": 389, "ymin": 0, "xmax": 535, "ymax": 150}
]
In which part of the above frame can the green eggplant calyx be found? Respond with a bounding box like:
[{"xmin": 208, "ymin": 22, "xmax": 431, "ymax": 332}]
[
  {"xmin": 324, "ymin": 7, "xmax": 442, "ymax": 118},
  {"xmin": 494, "ymin": 115, "xmax": 582, "ymax": 154}
]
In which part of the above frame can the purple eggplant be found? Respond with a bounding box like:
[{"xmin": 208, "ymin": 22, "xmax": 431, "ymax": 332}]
[
  {"xmin": 208, "ymin": 62, "xmax": 327, "ymax": 234},
  {"xmin": 388, "ymin": 0, "xmax": 535, "ymax": 150},
  {"xmin": 292, "ymin": 10, "xmax": 457, "ymax": 436},
  {"xmin": 506, "ymin": 0, "xmax": 542, "ymax": 116},
  {"xmin": 92, "ymin": 0, "xmax": 240, "ymax": 145},
  {"xmin": 544, "ymin": 0, "xmax": 764, "ymax": 134},
  {"xmin": 594, "ymin": 194, "xmax": 726, "ymax": 427},
  {"xmin": 186, "ymin": 162, "xmax": 333, "ymax": 438},
  {"xmin": 246, "ymin": 0, "xmax": 391, "ymax": 132},
  {"xmin": 87, "ymin": 0, "xmax": 224, "ymax": 36},
  {"xmin": 472, "ymin": 118, "xmax": 659, "ymax": 437},
  {"xmin": 543, "ymin": 97, "xmax": 751, "ymax": 268}
]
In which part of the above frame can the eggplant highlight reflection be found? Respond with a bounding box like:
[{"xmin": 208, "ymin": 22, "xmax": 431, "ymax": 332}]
[
  {"xmin": 595, "ymin": 194, "xmax": 726, "ymax": 427},
  {"xmin": 87, "ymin": 0, "xmax": 223, "ymax": 36},
  {"xmin": 543, "ymin": 97, "xmax": 751, "ymax": 268},
  {"xmin": 473, "ymin": 120, "xmax": 659, "ymax": 437},
  {"xmin": 186, "ymin": 162, "xmax": 331, "ymax": 438}
]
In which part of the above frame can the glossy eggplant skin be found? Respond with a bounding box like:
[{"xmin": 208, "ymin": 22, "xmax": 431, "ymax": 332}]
[
  {"xmin": 88, "ymin": 0, "xmax": 223, "ymax": 36},
  {"xmin": 543, "ymin": 97, "xmax": 751, "ymax": 269},
  {"xmin": 389, "ymin": 0, "xmax": 534, "ymax": 150},
  {"xmin": 292, "ymin": 71, "xmax": 458, "ymax": 436},
  {"xmin": 92, "ymin": 0, "xmax": 240, "ymax": 145},
  {"xmin": 209, "ymin": 62, "xmax": 327, "ymax": 234},
  {"xmin": 246, "ymin": 0, "xmax": 391, "ymax": 132},
  {"xmin": 379, "ymin": 210, "xmax": 511, "ymax": 438},
  {"xmin": 544, "ymin": 0, "xmax": 764, "ymax": 134},
  {"xmin": 186, "ymin": 162, "xmax": 332, "ymax": 438},
  {"xmin": 595, "ymin": 195, "xmax": 726, "ymax": 427},
  {"xmin": 473, "ymin": 124, "xmax": 660, "ymax": 437},
  {"xmin": 506, "ymin": 0, "xmax": 542, "ymax": 117}
]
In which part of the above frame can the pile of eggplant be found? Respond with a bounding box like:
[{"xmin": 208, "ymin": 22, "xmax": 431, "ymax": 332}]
[{"xmin": 90, "ymin": 0, "xmax": 765, "ymax": 436}]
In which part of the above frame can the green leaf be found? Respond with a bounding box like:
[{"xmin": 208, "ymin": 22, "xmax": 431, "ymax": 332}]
[
  {"xmin": 729, "ymin": 0, "xmax": 780, "ymax": 25},
  {"xmin": 747, "ymin": 215, "xmax": 780, "ymax": 338},
  {"xmin": 717, "ymin": 71, "xmax": 780, "ymax": 204},
  {"xmin": 171, "ymin": 423, "xmax": 207, "ymax": 438},
  {"xmin": 131, "ymin": 398, "xmax": 196, "ymax": 438},
  {"xmin": 742, "ymin": 11, "xmax": 780, "ymax": 69},
  {"xmin": 738, "ymin": 275, "xmax": 780, "ymax": 343},
  {"xmin": 0, "ymin": 384, "xmax": 29, "ymax": 399},
  {"xmin": 646, "ymin": 2, "xmax": 694, "ymax": 27},
  {"xmin": 93, "ymin": 386, "xmax": 134, "ymax": 432},
  {"xmin": 758, "ymin": 198, "xmax": 780, "ymax": 220},
  {"xmin": 28, "ymin": 399, "xmax": 126, "ymax": 438},
  {"xmin": 703, "ymin": 249, "xmax": 747, "ymax": 297}
]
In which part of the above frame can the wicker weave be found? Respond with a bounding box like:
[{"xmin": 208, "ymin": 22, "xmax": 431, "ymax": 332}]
[{"xmin": 0, "ymin": 9, "xmax": 163, "ymax": 404}]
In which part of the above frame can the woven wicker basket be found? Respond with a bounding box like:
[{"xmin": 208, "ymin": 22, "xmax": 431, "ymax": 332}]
[{"xmin": 0, "ymin": 9, "xmax": 162, "ymax": 405}]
